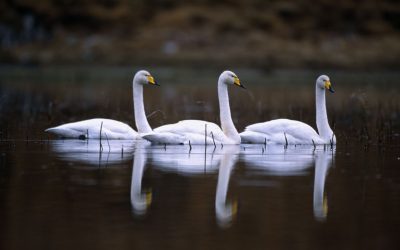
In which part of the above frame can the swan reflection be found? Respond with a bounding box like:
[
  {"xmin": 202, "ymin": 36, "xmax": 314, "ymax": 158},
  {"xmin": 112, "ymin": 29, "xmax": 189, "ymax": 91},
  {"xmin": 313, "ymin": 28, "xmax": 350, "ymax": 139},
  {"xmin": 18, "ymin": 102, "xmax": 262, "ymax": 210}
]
[
  {"xmin": 313, "ymin": 149, "xmax": 334, "ymax": 221},
  {"xmin": 130, "ymin": 143, "xmax": 240, "ymax": 225},
  {"xmin": 130, "ymin": 143, "xmax": 152, "ymax": 216},
  {"xmin": 241, "ymin": 144, "xmax": 335, "ymax": 221},
  {"xmin": 241, "ymin": 145, "xmax": 315, "ymax": 176},
  {"xmin": 215, "ymin": 146, "xmax": 240, "ymax": 228},
  {"xmin": 147, "ymin": 145, "xmax": 224, "ymax": 175},
  {"xmin": 48, "ymin": 139, "xmax": 135, "ymax": 166}
]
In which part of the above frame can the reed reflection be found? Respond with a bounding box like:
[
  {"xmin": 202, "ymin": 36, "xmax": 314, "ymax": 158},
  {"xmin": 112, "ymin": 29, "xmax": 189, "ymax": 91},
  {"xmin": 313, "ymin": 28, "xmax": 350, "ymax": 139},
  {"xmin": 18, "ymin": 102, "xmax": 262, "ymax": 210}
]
[{"xmin": 48, "ymin": 139, "xmax": 135, "ymax": 166}]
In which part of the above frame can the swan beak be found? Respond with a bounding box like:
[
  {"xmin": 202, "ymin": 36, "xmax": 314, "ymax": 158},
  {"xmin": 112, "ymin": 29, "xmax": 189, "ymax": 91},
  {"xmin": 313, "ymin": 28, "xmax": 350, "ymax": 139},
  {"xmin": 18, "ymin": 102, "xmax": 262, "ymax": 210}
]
[
  {"xmin": 234, "ymin": 77, "xmax": 246, "ymax": 89},
  {"xmin": 147, "ymin": 75, "xmax": 159, "ymax": 86},
  {"xmin": 325, "ymin": 81, "xmax": 334, "ymax": 93}
]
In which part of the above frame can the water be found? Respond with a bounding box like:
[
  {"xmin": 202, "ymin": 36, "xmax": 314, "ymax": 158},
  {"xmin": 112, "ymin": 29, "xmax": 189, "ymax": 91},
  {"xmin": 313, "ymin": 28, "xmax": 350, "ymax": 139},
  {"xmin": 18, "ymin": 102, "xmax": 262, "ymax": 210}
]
[
  {"xmin": 1, "ymin": 140, "xmax": 399, "ymax": 249},
  {"xmin": 0, "ymin": 67, "xmax": 399, "ymax": 249}
]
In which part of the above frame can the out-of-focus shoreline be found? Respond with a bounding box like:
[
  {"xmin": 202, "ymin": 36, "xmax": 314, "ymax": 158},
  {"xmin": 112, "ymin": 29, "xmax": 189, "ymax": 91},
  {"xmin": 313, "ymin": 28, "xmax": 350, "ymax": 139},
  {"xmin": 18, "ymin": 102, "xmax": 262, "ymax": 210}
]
[{"xmin": 1, "ymin": 1, "xmax": 399, "ymax": 69}]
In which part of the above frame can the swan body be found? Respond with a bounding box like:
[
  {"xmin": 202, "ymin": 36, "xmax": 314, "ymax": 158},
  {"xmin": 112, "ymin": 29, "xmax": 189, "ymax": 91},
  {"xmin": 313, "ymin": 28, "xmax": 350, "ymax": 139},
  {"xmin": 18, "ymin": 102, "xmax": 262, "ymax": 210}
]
[
  {"xmin": 143, "ymin": 120, "xmax": 231, "ymax": 145},
  {"xmin": 240, "ymin": 119, "xmax": 326, "ymax": 145},
  {"xmin": 45, "ymin": 70, "xmax": 158, "ymax": 140},
  {"xmin": 241, "ymin": 75, "xmax": 336, "ymax": 145},
  {"xmin": 45, "ymin": 118, "xmax": 137, "ymax": 139},
  {"xmin": 141, "ymin": 71, "xmax": 245, "ymax": 145}
]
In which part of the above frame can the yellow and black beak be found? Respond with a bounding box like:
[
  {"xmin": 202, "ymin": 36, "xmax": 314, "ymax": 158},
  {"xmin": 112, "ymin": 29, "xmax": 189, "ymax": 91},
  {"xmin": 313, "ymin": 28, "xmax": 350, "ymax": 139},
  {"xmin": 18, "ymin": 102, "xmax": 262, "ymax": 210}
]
[
  {"xmin": 233, "ymin": 76, "xmax": 246, "ymax": 89},
  {"xmin": 325, "ymin": 80, "xmax": 334, "ymax": 93},
  {"xmin": 147, "ymin": 75, "xmax": 159, "ymax": 86}
]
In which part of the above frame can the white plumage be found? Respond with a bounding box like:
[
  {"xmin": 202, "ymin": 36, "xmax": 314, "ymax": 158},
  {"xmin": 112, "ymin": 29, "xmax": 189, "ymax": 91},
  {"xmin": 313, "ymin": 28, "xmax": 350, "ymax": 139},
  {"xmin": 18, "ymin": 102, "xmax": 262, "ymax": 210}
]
[
  {"xmin": 142, "ymin": 71, "xmax": 245, "ymax": 145},
  {"xmin": 240, "ymin": 75, "xmax": 336, "ymax": 145},
  {"xmin": 45, "ymin": 118, "xmax": 137, "ymax": 139},
  {"xmin": 45, "ymin": 70, "xmax": 158, "ymax": 140}
]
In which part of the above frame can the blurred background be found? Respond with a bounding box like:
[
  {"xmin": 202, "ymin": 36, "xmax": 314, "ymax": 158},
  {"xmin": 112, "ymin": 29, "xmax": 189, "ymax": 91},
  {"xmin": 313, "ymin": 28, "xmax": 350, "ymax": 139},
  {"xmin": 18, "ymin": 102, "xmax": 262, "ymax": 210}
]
[
  {"xmin": 0, "ymin": 0, "xmax": 399, "ymax": 144},
  {"xmin": 1, "ymin": 0, "xmax": 400, "ymax": 69}
]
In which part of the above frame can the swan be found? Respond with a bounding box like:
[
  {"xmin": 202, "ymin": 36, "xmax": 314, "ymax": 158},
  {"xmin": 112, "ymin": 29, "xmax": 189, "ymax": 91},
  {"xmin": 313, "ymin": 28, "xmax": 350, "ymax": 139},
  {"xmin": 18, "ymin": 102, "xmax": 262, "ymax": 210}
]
[
  {"xmin": 240, "ymin": 75, "xmax": 336, "ymax": 145},
  {"xmin": 142, "ymin": 71, "xmax": 245, "ymax": 145},
  {"xmin": 45, "ymin": 118, "xmax": 137, "ymax": 140},
  {"xmin": 45, "ymin": 70, "xmax": 159, "ymax": 140}
]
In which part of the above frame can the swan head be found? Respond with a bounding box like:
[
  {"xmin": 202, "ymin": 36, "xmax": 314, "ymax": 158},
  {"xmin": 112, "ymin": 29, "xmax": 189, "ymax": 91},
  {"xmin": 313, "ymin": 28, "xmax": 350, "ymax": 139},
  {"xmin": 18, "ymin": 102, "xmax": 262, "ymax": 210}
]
[
  {"xmin": 317, "ymin": 75, "xmax": 334, "ymax": 93},
  {"xmin": 133, "ymin": 70, "xmax": 159, "ymax": 86},
  {"xmin": 219, "ymin": 70, "xmax": 246, "ymax": 89}
]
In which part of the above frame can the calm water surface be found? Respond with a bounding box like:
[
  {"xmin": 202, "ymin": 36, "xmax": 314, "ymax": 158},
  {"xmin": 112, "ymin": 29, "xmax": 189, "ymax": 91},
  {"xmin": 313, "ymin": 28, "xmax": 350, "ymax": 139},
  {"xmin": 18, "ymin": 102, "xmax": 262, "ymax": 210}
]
[{"xmin": 1, "ymin": 140, "xmax": 399, "ymax": 250}]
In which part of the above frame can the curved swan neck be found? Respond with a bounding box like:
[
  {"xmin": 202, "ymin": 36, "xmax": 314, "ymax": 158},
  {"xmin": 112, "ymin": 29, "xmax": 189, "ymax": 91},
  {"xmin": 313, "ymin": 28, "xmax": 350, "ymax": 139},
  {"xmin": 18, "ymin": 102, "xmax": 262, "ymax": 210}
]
[
  {"xmin": 133, "ymin": 81, "xmax": 152, "ymax": 133},
  {"xmin": 218, "ymin": 80, "xmax": 239, "ymax": 142},
  {"xmin": 315, "ymin": 85, "xmax": 333, "ymax": 140}
]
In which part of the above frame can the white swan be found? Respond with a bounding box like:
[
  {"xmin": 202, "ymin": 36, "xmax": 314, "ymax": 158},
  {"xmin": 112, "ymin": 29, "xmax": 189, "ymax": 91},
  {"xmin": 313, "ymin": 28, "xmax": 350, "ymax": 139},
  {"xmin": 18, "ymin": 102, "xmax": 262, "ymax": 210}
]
[
  {"xmin": 45, "ymin": 118, "xmax": 137, "ymax": 140},
  {"xmin": 45, "ymin": 70, "xmax": 158, "ymax": 140},
  {"xmin": 142, "ymin": 71, "xmax": 245, "ymax": 145},
  {"xmin": 240, "ymin": 75, "xmax": 336, "ymax": 145}
]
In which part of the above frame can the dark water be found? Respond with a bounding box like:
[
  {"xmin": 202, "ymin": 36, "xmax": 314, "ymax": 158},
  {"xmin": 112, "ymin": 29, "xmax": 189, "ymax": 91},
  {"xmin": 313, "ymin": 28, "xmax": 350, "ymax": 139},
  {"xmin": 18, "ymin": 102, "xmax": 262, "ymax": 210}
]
[
  {"xmin": 0, "ymin": 67, "xmax": 399, "ymax": 250},
  {"xmin": 1, "ymin": 140, "xmax": 399, "ymax": 250}
]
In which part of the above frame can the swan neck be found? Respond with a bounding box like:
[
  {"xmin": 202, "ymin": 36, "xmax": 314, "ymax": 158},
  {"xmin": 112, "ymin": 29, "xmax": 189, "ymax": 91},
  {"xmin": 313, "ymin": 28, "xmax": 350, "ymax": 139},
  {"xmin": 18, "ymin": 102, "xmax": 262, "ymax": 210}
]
[
  {"xmin": 315, "ymin": 86, "xmax": 333, "ymax": 140},
  {"xmin": 218, "ymin": 81, "xmax": 239, "ymax": 142},
  {"xmin": 133, "ymin": 82, "xmax": 152, "ymax": 133}
]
